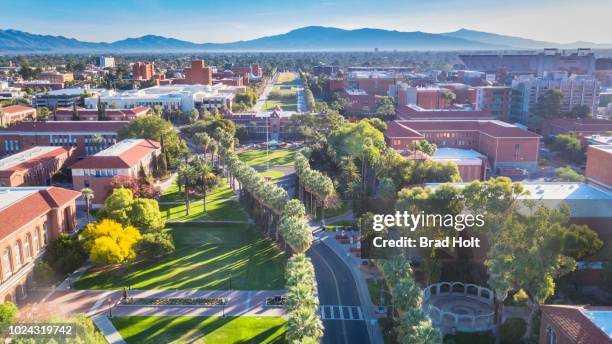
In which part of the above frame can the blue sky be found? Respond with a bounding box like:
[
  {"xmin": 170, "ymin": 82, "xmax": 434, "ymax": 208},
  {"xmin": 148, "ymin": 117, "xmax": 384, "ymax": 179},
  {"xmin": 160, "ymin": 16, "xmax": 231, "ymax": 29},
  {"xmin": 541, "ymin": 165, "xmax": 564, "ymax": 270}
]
[{"xmin": 1, "ymin": 0, "xmax": 610, "ymax": 43}]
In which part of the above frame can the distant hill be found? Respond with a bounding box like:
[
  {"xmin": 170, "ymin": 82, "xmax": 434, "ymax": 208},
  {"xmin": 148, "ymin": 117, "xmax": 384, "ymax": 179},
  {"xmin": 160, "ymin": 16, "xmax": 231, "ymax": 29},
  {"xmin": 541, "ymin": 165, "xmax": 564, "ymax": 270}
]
[{"xmin": 0, "ymin": 26, "xmax": 610, "ymax": 53}]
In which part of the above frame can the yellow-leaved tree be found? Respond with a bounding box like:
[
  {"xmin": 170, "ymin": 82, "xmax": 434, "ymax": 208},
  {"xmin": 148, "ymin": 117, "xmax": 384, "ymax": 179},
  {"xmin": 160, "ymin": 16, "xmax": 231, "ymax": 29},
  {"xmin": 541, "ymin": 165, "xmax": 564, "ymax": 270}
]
[{"xmin": 80, "ymin": 219, "xmax": 142, "ymax": 266}]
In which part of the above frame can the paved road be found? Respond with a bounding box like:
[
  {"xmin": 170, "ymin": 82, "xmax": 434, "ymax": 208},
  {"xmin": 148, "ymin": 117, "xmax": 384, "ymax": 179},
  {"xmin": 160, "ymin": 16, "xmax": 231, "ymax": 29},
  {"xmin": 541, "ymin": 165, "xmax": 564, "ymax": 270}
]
[{"xmin": 308, "ymin": 240, "xmax": 370, "ymax": 344}]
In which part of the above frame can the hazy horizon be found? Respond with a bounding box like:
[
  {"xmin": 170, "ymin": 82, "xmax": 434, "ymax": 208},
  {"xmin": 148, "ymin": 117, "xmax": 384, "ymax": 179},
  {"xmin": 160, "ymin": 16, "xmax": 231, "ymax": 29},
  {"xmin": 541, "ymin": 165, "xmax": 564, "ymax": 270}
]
[{"xmin": 0, "ymin": 0, "xmax": 610, "ymax": 44}]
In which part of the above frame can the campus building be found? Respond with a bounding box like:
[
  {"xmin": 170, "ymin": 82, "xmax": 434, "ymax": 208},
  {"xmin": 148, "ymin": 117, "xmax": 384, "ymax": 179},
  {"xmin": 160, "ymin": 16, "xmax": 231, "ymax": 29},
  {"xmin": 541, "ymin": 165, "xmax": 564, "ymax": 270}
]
[
  {"xmin": 474, "ymin": 86, "xmax": 512, "ymax": 120},
  {"xmin": 12, "ymin": 81, "xmax": 64, "ymax": 92},
  {"xmin": 0, "ymin": 146, "xmax": 74, "ymax": 187},
  {"xmin": 32, "ymin": 87, "xmax": 103, "ymax": 109},
  {"xmin": 0, "ymin": 105, "xmax": 37, "ymax": 127},
  {"xmin": 86, "ymin": 84, "xmax": 241, "ymax": 113},
  {"xmin": 385, "ymin": 120, "xmax": 541, "ymax": 172},
  {"xmin": 0, "ymin": 186, "xmax": 80, "ymax": 303},
  {"xmin": 542, "ymin": 118, "xmax": 612, "ymax": 143},
  {"xmin": 539, "ymin": 305, "xmax": 612, "ymax": 344},
  {"xmin": 180, "ymin": 60, "xmax": 212, "ymax": 85},
  {"xmin": 132, "ymin": 62, "xmax": 154, "ymax": 81},
  {"xmin": 0, "ymin": 121, "xmax": 128, "ymax": 158},
  {"xmin": 71, "ymin": 139, "xmax": 161, "ymax": 204},
  {"xmin": 98, "ymin": 56, "xmax": 115, "ymax": 68},
  {"xmin": 38, "ymin": 71, "xmax": 73, "ymax": 84},
  {"xmin": 225, "ymin": 108, "xmax": 317, "ymax": 141},
  {"xmin": 510, "ymin": 72, "xmax": 600, "ymax": 123},
  {"xmin": 52, "ymin": 106, "xmax": 149, "ymax": 121},
  {"xmin": 585, "ymin": 145, "xmax": 612, "ymax": 192}
]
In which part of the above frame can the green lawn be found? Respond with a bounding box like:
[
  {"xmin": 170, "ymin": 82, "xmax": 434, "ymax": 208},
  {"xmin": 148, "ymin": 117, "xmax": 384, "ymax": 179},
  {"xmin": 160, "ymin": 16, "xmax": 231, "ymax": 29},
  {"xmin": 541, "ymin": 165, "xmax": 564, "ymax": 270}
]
[
  {"xmin": 263, "ymin": 98, "xmax": 297, "ymax": 112},
  {"xmin": 111, "ymin": 316, "xmax": 287, "ymax": 344},
  {"xmin": 160, "ymin": 199, "xmax": 248, "ymax": 222},
  {"xmin": 74, "ymin": 223, "xmax": 286, "ymax": 290},
  {"xmin": 277, "ymin": 72, "xmax": 297, "ymax": 85},
  {"xmin": 160, "ymin": 178, "xmax": 234, "ymax": 203},
  {"xmin": 238, "ymin": 149, "xmax": 295, "ymax": 167},
  {"xmin": 259, "ymin": 169, "xmax": 285, "ymax": 180}
]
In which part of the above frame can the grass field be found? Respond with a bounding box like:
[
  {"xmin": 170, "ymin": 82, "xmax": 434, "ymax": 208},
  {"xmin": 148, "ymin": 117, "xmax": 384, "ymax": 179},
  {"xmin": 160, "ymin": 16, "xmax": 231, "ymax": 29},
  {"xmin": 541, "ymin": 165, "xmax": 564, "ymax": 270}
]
[
  {"xmin": 276, "ymin": 72, "xmax": 297, "ymax": 85},
  {"xmin": 111, "ymin": 316, "xmax": 287, "ymax": 344},
  {"xmin": 159, "ymin": 178, "xmax": 234, "ymax": 203},
  {"xmin": 259, "ymin": 169, "xmax": 285, "ymax": 180},
  {"xmin": 160, "ymin": 199, "xmax": 248, "ymax": 222},
  {"xmin": 74, "ymin": 223, "xmax": 286, "ymax": 290},
  {"xmin": 238, "ymin": 149, "xmax": 295, "ymax": 167}
]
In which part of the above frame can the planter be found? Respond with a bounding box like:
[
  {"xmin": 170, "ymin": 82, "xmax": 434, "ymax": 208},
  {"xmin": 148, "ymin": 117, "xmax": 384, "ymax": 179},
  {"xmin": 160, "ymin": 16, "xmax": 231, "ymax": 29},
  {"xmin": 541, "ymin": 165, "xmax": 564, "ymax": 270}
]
[
  {"xmin": 120, "ymin": 297, "xmax": 227, "ymax": 306},
  {"xmin": 265, "ymin": 296, "xmax": 286, "ymax": 307}
]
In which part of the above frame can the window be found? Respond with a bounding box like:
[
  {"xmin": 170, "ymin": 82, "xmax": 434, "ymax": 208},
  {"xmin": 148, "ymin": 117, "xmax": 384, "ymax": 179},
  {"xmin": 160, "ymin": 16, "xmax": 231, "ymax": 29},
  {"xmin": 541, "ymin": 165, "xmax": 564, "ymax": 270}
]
[
  {"xmin": 24, "ymin": 235, "xmax": 31, "ymax": 259},
  {"xmin": 2, "ymin": 249, "xmax": 12, "ymax": 279},
  {"xmin": 33, "ymin": 229, "xmax": 40, "ymax": 251},
  {"xmin": 13, "ymin": 242, "xmax": 21, "ymax": 269},
  {"xmin": 514, "ymin": 144, "xmax": 521, "ymax": 160},
  {"xmin": 546, "ymin": 326, "xmax": 557, "ymax": 344},
  {"xmin": 42, "ymin": 224, "xmax": 48, "ymax": 246}
]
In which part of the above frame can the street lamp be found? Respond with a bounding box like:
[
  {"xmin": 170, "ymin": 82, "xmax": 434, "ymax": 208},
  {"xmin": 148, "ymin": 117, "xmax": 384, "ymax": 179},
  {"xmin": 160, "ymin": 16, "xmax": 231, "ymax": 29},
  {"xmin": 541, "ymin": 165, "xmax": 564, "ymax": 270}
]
[{"xmin": 107, "ymin": 298, "xmax": 113, "ymax": 318}]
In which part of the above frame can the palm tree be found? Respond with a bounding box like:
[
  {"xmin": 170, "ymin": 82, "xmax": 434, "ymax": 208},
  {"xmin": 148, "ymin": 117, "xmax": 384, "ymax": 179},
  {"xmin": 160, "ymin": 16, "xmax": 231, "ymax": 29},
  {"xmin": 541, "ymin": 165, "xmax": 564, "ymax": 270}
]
[
  {"xmin": 286, "ymin": 307, "xmax": 324, "ymax": 344},
  {"xmin": 396, "ymin": 309, "xmax": 442, "ymax": 344},
  {"xmin": 192, "ymin": 132, "xmax": 212, "ymax": 160},
  {"xmin": 178, "ymin": 163, "xmax": 195, "ymax": 216},
  {"xmin": 391, "ymin": 277, "xmax": 422, "ymax": 312},
  {"xmin": 80, "ymin": 188, "xmax": 94, "ymax": 224},
  {"xmin": 192, "ymin": 158, "xmax": 216, "ymax": 212}
]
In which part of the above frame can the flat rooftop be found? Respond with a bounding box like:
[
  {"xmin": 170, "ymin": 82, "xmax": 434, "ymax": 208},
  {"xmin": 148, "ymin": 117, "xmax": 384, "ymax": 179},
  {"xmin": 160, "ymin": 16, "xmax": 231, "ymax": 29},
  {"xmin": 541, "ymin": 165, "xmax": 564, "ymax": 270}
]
[
  {"xmin": 431, "ymin": 148, "xmax": 485, "ymax": 164},
  {"xmin": 0, "ymin": 146, "xmax": 61, "ymax": 171},
  {"xmin": 94, "ymin": 139, "xmax": 141, "ymax": 157},
  {"xmin": 584, "ymin": 310, "xmax": 612, "ymax": 339},
  {"xmin": 0, "ymin": 187, "xmax": 40, "ymax": 211},
  {"xmin": 591, "ymin": 145, "xmax": 612, "ymax": 154}
]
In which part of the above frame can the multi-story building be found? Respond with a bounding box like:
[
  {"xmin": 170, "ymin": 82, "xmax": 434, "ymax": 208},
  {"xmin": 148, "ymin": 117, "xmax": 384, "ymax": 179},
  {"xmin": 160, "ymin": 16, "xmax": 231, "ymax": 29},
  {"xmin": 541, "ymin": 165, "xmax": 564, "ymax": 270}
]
[
  {"xmin": 0, "ymin": 82, "xmax": 25, "ymax": 100},
  {"xmin": 0, "ymin": 105, "xmax": 37, "ymax": 127},
  {"xmin": 12, "ymin": 81, "xmax": 64, "ymax": 92},
  {"xmin": 397, "ymin": 104, "xmax": 494, "ymax": 120},
  {"xmin": 415, "ymin": 87, "xmax": 453, "ymax": 109},
  {"xmin": 429, "ymin": 148, "xmax": 488, "ymax": 182},
  {"xmin": 0, "ymin": 186, "xmax": 80, "ymax": 303},
  {"xmin": 38, "ymin": 71, "xmax": 74, "ymax": 84},
  {"xmin": 71, "ymin": 139, "xmax": 161, "ymax": 204},
  {"xmin": 539, "ymin": 305, "xmax": 612, "ymax": 344},
  {"xmin": 0, "ymin": 121, "xmax": 128, "ymax": 158},
  {"xmin": 132, "ymin": 62, "xmax": 154, "ymax": 81},
  {"xmin": 180, "ymin": 60, "xmax": 212, "ymax": 85},
  {"xmin": 0, "ymin": 146, "xmax": 74, "ymax": 187},
  {"xmin": 474, "ymin": 86, "xmax": 512, "ymax": 120},
  {"xmin": 98, "ymin": 56, "xmax": 115, "ymax": 68},
  {"xmin": 385, "ymin": 119, "xmax": 541, "ymax": 171},
  {"xmin": 52, "ymin": 106, "xmax": 149, "ymax": 121},
  {"xmin": 86, "ymin": 84, "xmax": 240, "ymax": 113},
  {"xmin": 225, "ymin": 108, "xmax": 304, "ymax": 141},
  {"xmin": 459, "ymin": 49, "xmax": 596, "ymax": 76},
  {"xmin": 585, "ymin": 145, "xmax": 612, "ymax": 192},
  {"xmin": 511, "ymin": 72, "xmax": 600, "ymax": 123},
  {"xmin": 33, "ymin": 87, "xmax": 102, "ymax": 109}
]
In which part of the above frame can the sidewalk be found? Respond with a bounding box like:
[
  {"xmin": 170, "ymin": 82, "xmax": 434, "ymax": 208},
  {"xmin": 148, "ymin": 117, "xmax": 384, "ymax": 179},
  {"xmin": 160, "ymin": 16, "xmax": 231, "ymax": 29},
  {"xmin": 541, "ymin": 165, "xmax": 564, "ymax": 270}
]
[{"xmin": 92, "ymin": 314, "xmax": 127, "ymax": 344}]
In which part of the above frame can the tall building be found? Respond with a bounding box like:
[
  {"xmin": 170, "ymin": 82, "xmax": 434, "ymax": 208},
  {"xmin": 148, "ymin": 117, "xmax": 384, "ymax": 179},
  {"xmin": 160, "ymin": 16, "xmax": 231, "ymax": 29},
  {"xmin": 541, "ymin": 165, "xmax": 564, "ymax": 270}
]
[
  {"xmin": 0, "ymin": 186, "xmax": 80, "ymax": 302},
  {"xmin": 132, "ymin": 62, "xmax": 154, "ymax": 81},
  {"xmin": 182, "ymin": 60, "xmax": 212, "ymax": 85},
  {"xmin": 511, "ymin": 72, "xmax": 600, "ymax": 123},
  {"xmin": 474, "ymin": 86, "xmax": 512, "ymax": 120},
  {"xmin": 97, "ymin": 56, "xmax": 115, "ymax": 68},
  {"xmin": 71, "ymin": 139, "xmax": 161, "ymax": 204}
]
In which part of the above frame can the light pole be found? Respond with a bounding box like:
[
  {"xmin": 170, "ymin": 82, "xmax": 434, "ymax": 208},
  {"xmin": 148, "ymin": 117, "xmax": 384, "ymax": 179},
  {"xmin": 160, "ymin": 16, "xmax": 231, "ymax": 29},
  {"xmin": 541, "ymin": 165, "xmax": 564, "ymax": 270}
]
[{"xmin": 107, "ymin": 298, "xmax": 112, "ymax": 318}]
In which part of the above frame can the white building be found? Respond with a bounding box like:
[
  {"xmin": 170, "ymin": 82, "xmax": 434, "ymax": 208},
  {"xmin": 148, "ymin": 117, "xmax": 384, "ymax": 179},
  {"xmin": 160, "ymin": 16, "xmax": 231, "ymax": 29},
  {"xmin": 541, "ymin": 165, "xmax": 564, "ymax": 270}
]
[
  {"xmin": 98, "ymin": 56, "xmax": 115, "ymax": 68},
  {"xmin": 0, "ymin": 82, "xmax": 24, "ymax": 100},
  {"xmin": 85, "ymin": 84, "xmax": 243, "ymax": 113}
]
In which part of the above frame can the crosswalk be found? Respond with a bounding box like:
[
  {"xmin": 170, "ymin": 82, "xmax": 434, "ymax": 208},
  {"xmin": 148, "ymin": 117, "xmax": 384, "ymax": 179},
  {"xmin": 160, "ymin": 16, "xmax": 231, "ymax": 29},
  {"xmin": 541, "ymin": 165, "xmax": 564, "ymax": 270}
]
[{"xmin": 319, "ymin": 305, "xmax": 364, "ymax": 321}]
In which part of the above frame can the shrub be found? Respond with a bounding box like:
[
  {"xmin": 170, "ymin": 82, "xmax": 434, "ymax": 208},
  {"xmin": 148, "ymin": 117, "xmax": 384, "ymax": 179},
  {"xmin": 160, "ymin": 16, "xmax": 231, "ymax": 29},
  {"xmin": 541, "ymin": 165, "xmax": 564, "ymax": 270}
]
[
  {"xmin": 33, "ymin": 261, "xmax": 55, "ymax": 286},
  {"xmin": 0, "ymin": 302, "xmax": 17, "ymax": 333},
  {"xmin": 80, "ymin": 219, "xmax": 142, "ymax": 266},
  {"xmin": 43, "ymin": 234, "xmax": 87, "ymax": 276},
  {"xmin": 137, "ymin": 232, "xmax": 175, "ymax": 259},
  {"xmin": 501, "ymin": 318, "xmax": 526, "ymax": 344}
]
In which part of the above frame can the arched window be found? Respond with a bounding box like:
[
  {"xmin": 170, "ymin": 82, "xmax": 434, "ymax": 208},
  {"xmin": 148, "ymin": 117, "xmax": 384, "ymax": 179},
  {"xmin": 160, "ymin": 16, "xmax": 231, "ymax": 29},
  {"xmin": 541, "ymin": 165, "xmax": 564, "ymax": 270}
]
[
  {"xmin": 13, "ymin": 242, "xmax": 22, "ymax": 269},
  {"xmin": 2, "ymin": 249, "xmax": 12, "ymax": 280},
  {"xmin": 24, "ymin": 235, "xmax": 31, "ymax": 259},
  {"xmin": 34, "ymin": 229, "xmax": 40, "ymax": 251},
  {"xmin": 547, "ymin": 325, "xmax": 557, "ymax": 344},
  {"xmin": 42, "ymin": 223, "xmax": 48, "ymax": 246}
]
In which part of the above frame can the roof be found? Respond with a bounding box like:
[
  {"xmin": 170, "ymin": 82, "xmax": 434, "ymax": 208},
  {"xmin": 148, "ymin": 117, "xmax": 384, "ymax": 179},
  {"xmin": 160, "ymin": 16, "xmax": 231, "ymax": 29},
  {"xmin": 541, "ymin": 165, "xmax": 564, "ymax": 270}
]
[
  {"xmin": 0, "ymin": 121, "xmax": 129, "ymax": 134},
  {"xmin": 0, "ymin": 105, "xmax": 35, "ymax": 114},
  {"xmin": 54, "ymin": 106, "xmax": 149, "ymax": 117},
  {"xmin": 0, "ymin": 186, "xmax": 81, "ymax": 237},
  {"xmin": 541, "ymin": 305, "xmax": 612, "ymax": 344},
  {"xmin": 431, "ymin": 148, "xmax": 485, "ymax": 165},
  {"xmin": 0, "ymin": 146, "xmax": 71, "ymax": 177},
  {"xmin": 389, "ymin": 120, "xmax": 541, "ymax": 139},
  {"xmin": 425, "ymin": 182, "xmax": 612, "ymax": 218},
  {"xmin": 70, "ymin": 139, "xmax": 160, "ymax": 169},
  {"xmin": 385, "ymin": 121, "xmax": 424, "ymax": 139},
  {"xmin": 590, "ymin": 145, "xmax": 612, "ymax": 155}
]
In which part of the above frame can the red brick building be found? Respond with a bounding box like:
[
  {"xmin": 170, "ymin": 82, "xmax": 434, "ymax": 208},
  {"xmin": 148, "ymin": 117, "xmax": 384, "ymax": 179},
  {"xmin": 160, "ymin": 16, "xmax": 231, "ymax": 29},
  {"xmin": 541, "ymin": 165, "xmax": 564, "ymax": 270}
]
[
  {"xmin": 0, "ymin": 105, "xmax": 37, "ymax": 127},
  {"xmin": 416, "ymin": 87, "xmax": 453, "ymax": 109},
  {"xmin": 385, "ymin": 120, "xmax": 541, "ymax": 171},
  {"xmin": 0, "ymin": 146, "xmax": 74, "ymax": 187},
  {"xmin": 539, "ymin": 305, "xmax": 612, "ymax": 344},
  {"xmin": 474, "ymin": 86, "xmax": 512, "ymax": 120},
  {"xmin": 0, "ymin": 121, "xmax": 128, "ymax": 158},
  {"xmin": 542, "ymin": 118, "xmax": 612, "ymax": 143},
  {"xmin": 0, "ymin": 186, "xmax": 80, "ymax": 303},
  {"xmin": 182, "ymin": 60, "xmax": 212, "ymax": 85},
  {"xmin": 397, "ymin": 104, "xmax": 494, "ymax": 120},
  {"xmin": 585, "ymin": 145, "xmax": 612, "ymax": 192},
  {"xmin": 52, "ymin": 106, "xmax": 149, "ymax": 121},
  {"xmin": 71, "ymin": 139, "xmax": 161, "ymax": 204},
  {"xmin": 132, "ymin": 62, "xmax": 154, "ymax": 81}
]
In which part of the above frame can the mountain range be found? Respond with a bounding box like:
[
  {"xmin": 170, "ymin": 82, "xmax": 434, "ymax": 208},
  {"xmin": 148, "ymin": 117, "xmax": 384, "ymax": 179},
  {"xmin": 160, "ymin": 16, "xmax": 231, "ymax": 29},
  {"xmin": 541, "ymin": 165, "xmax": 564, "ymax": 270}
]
[{"xmin": 1, "ymin": 26, "xmax": 610, "ymax": 53}]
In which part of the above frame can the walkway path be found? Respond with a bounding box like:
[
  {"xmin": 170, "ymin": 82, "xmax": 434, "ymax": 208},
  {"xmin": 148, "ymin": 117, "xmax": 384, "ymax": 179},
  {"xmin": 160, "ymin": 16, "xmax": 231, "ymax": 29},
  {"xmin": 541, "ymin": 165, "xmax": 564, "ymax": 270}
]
[
  {"xmin": 252, "ymin": 72, "xmax": 278, "ymax": 112},
  {"xmin": 92, "ymin": 314, "xmax": 127, "ymax": 344}
]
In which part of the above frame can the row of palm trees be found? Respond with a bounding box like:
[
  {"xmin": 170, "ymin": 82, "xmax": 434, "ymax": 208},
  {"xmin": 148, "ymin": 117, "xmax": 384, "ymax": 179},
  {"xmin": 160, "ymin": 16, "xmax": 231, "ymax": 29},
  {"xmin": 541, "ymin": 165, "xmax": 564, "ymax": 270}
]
[
  {"xmin": 177, "ymin": 157, "xmax": 217, "ymax": 216},
  {"xmin": 294, "ymin": 152, "xmax": 337, "ymax": 225},
  {"xmin": 378, "ymin": 258, "xmax": 442, "ymax": 343}
]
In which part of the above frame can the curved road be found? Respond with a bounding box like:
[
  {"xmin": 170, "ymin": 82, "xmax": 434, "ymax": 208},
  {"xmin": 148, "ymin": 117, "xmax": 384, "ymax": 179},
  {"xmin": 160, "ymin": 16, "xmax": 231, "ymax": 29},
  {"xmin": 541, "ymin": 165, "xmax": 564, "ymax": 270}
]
[{"xmin": 309, "ymin": 239, "xmax": 370, "ymax": 344}]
